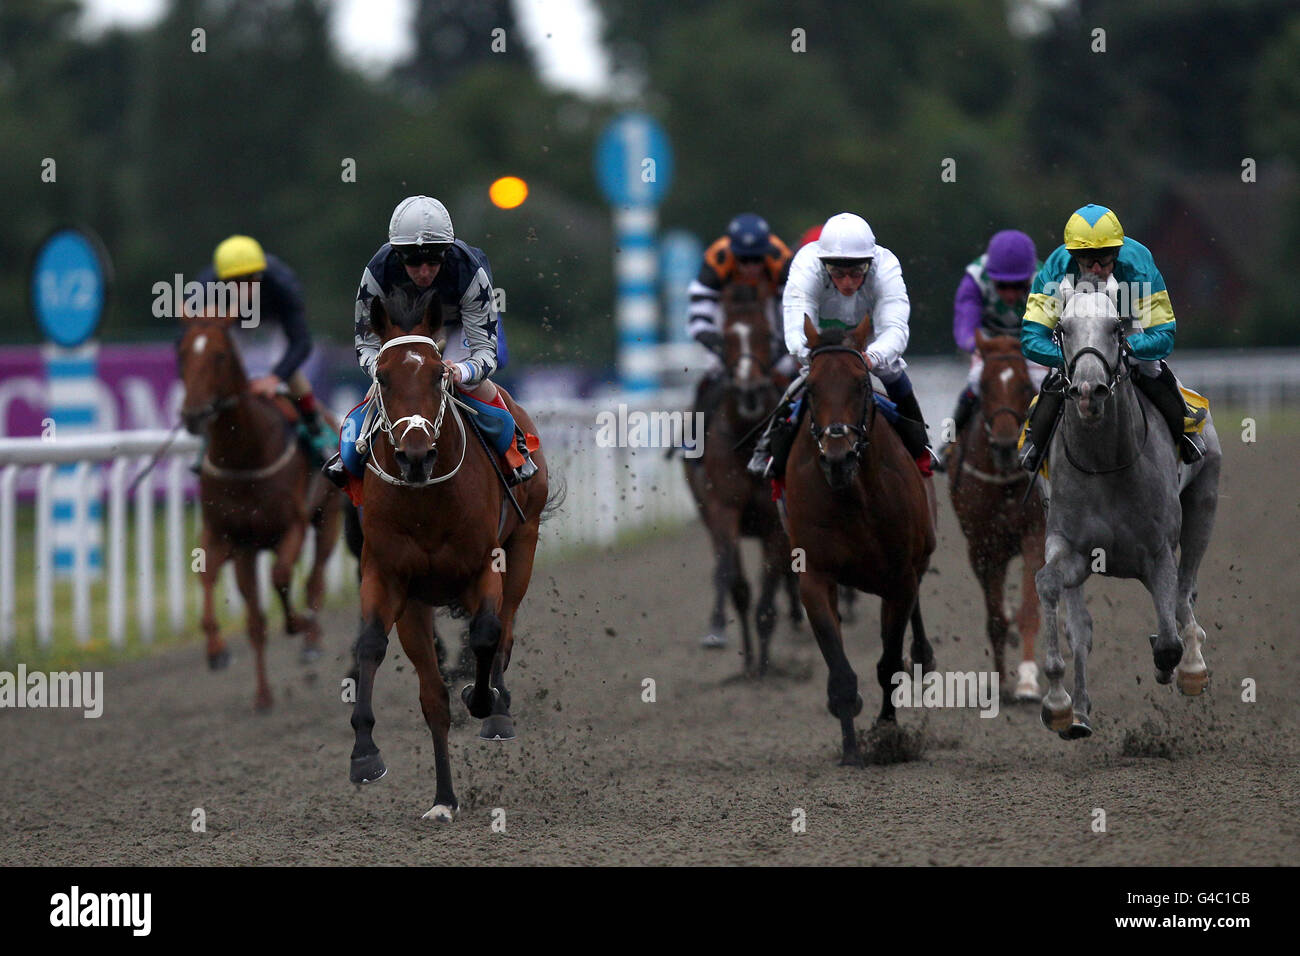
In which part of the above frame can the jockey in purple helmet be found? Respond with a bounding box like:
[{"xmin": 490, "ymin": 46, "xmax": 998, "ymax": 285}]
[{"xmin": 935, "ymin": 230, "xmax": 1045, "ymax": 470}]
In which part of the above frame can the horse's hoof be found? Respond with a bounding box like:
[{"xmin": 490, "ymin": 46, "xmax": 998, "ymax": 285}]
[
  {"xmin": 479, "ymin": 714, "xmax": 516, "ymax": 740},
  {"xmin": 349, "ymin": 752, "xmax": 387, "ymax": 785},
  {"xmin": 1058, "ymin": 714, "xmax": 1092, "ymax": 740},
  {"xmin": 839, "ymin": 750, "xmax": 863, "ymax": 767},
  {"xmin": 828, "ymin": 693, "xmax": 864, "ymax": 719},
  {"xmin": 1154, "ymin": 669, "xmax": 1175, "ymax": 685},
  {"xmin": 421, "ymin": 804, "xmax": 458, "ymax": 823},
  {"xmin": 207, "ymin": 648, "xmax": 230, "ymax": 671},
  {"xmin": 461, "ymin": 684, "xmax": 499, "ymax": 719},
  {"xmin": 300, "ymin": 646, "xmax": 322, "ymax": 665},
  {"xmin": 700, "ymin": 633, "xmax": 727, "ymax": 649},
  {"xmin": 1041, "ymin": 696, "xmax": 1073, "ymax": 732},
  {"xmin": 254, "ymin": 694, "xmax": 272, "ymax": 713},
  {"xmin": 1176, "ymin": 669, "xmax": 1209, "ymax": 696},
  {"xmin": 1149, "ymin": 634, "xmax": 1183, "ymax": 675}
]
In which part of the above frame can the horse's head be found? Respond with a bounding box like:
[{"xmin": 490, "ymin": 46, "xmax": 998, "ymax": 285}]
[
  {"xmin": 721, "ymin": 287, "xmax": 775, "ymax": 421},
  {"xmin": 804, "ymin": 313, "xmax": 873, "ymax": 491},
  {"xmin": 1056, "ymin": 274, "xmax": 1127, "ymax": 424},
  {"xmin": 369, "ymin": 285, "xmax": 449, "ymax": 484},
  {"xmin": 975, "ymin": 329, "xmax": 1033, "ymax": 470},
  {"xmin": 176, "ymin": 312, "xmax": 245, "ymax": 435}
]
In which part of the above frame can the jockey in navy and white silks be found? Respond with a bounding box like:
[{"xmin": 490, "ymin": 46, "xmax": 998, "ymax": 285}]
[
  {"xmin": 324, "ymin": 195, "xmax": 537, "ymax": 490},
  {"xmin": 747, "ymin": 212, "xmax": 935, "ymax": 481}
]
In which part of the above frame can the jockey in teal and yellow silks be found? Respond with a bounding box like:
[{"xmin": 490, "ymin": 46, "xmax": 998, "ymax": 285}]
[{"xmin": 1018, "ymin": 204, "xmax": 1206, "ymax": 472}]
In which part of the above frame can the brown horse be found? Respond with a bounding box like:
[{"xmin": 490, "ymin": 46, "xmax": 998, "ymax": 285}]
[
  {"xmin": 684, "ymin": 286, "xmax": 799, "ymax": 673},
  {"xmin": 347, "ymin": 286, "xmax": 550, "ymax": 823},
  {"xmin": 784, "ymin": 316, "xmax": 936, "ymax": 764},
  {"xmin": 177, "ymin": 313, "xmax": 342, "ymax": 711},
  {"xmin": 949, "ymin": 330, "xmax": 1045, "ymax": 701}
]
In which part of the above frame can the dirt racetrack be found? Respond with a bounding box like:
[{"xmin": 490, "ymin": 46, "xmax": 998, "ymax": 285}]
[{"xmin": 2, "ymin": 428, "xmax": 1297, "ymax": 866}]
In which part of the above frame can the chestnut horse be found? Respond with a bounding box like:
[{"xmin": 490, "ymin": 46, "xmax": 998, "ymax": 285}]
[
  {"xmin": 949, "ymin": 330, "xmax": 1045, "ymax": 701},
  {"xmin": 785, "ymin": 316, "xmax": 936, "ymax": 764},
  {"xmin": 684, "ymin": 286, "xmax": 799, "ymax": 673},
  {"xmin": 347, "ymin": 286, "xmax": 549, "ymax": 823},
  {"xmin": 177, "ymin": 313, "xmax": 341, "ymax": 711}
]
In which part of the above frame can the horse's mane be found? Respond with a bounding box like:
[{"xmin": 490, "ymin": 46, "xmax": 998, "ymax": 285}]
[
  {"xmin": 374, "ymin": 283, "xmax": 441, "ymax": 334},
  {"xmin": 813, "ymin": 326, "xmax": 852, "ymax": 348}
]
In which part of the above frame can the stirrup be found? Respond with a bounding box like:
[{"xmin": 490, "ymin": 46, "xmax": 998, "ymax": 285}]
[
  {"xmin": 1180, "ymin": 433, "xmax": 1205, "ymax": 464},
  {"xmin": 747, "ymin": 450, "xmax": 770, "ymax": 478},
  {"xmin": 1018, "ymin": 440, "xmax": 1039, "ymax": 473},
  {"xmin": 508, "ymin": 454, "xmax": 538, "ymax": 486}
]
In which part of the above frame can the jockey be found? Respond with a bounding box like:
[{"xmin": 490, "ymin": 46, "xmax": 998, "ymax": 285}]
[
  {"xmin": 192, "ymin": 235, "xmax": 337, "ymax": 467},
  {"xmin": 688, "ymin": 213, "xmax": 798, "ymax": 421},
  {"xmin": 935, "ymin": 230, "xmax": 1046, "ymax": 470},
  {"xmin": 747, "ymin": 212, "xmax": 935, "ymax": 483},
  {"xmin": 1019, "ymin": 204, "xmax": 1207, "ymax": 472},
  {"xmin": 324, "ymin": 195, "xmax": 538, "ymax": 489}
]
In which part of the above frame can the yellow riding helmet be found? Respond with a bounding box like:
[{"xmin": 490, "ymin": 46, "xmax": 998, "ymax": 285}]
[
  {"xmin": 1063, "ymin": 204, "xmax": 1125, "ymax": 250},
  {"xmin": 213, "ymin": 235, "xmax": 267, "ymax": 280}
]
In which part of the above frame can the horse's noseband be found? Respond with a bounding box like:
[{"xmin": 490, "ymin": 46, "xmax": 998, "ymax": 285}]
[{"xmin": 1060, "ymin": 319, "xmax": 1130, "ymax": 394}]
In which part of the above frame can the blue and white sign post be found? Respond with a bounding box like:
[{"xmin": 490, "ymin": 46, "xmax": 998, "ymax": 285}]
[
  {"xmin": 595, "ymin": 113, "xmax": 674, "ymax": 392},
  {"xmin": 30, "ymin": 228, "xmax": 112, "ymax": 605}
]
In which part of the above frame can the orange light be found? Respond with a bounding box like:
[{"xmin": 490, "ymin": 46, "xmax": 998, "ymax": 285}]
[{"xmin": 489, "ymin": 176, "xmax": 528, "ymax": 209}]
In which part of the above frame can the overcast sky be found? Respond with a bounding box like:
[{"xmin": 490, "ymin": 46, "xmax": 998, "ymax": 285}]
[{"xmin": 78, "ymin": 0, "xmax": 611, "ymax": 94}]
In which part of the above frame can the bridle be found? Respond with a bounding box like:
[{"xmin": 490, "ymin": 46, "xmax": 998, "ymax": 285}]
[
  {"xmin": 367, "ymin": 334, "xmax": 468, "ymax": 487},
  {"xmin": 978, "ymin": 350, "xmax": 1034, "ymax": 439},
  {"xmin": 806, "ymin": 344, "xmax": 875, "ymax": 461},
  {"xmin": 1056, "ymin": 317, "xmax": 1149, "ymax": 475},
  {"xmin": 1059, "ymin": 316, "xmax": 1131, "ymax": 395}
]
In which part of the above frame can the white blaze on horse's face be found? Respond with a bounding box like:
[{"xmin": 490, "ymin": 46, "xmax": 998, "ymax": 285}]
[
  {"xmin": 404, "ymin": 350, "xmax": 425, "ymax": 371},
  {"xmin": 999, "ymin": 365, "xmax": 1014, "ymax": 385},
  {"xmin": 1059, "ymin": 275, "xmax": 1123, "ymax": 419},
  {"xmin": 193, "ymin": 334, "xmax": 207, "ymax": 355},
  {"xmin": 731, "ymin": 323, "xmax": 753, "ymax": 381}
]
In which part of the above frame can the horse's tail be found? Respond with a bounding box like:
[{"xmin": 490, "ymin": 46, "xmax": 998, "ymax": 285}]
[{"xmin": 540, "ymin": 471, "xmax": 567, "ymax": 525}]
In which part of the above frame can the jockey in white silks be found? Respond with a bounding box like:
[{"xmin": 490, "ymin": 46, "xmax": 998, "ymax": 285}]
[{"xmin": 747, "ymin": 212, "xmax": 936, "ymax": 487}]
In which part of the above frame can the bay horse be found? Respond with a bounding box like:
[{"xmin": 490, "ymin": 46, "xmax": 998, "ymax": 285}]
[
  {"xmin": 684, "ymin": 285, "xmax": 799, "ymax": 673},
  {"xmin": 1036, "ymin": 276, "xmax": 1220, "ymax": 738},
  {"xmin": 177, "ymin": 313, "xmax": 342, "ymax": 711},
  {"xmin": 785, "ymin": 316, "xmax": 936, "ymax": 764},
  {"xmin": 949, "ymin": 329, "xmax": 1044, "ymax": 701},
  {"xmin": 348, "ymin": 286, "xmax": 549, "ymax": 823}
]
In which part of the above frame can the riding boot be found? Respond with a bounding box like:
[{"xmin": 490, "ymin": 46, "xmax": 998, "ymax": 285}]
[
  {"xmin": 508, "ymin": 428, "xmax": 539, "ymax": 486},
  {"xmin": 1019, "ymin": 370, "xmax": 1065, "ymax": 472},
  {"xmin": 322, "ymin": 450, "xmax": 349, "ymax": 489},
  {"xmin": 748, "ymin": 401, "xmax": 797, "ymax": 478},
  {"xmin": 890, "ymin": 391, "xmax": 932, "ymax": 463},
  {"xmin": 934, "ymin": 387, "xmax": 978, "ymax": 473},
  {"xmin": 190, "ymin": 436, "xmax": 208, "ymax": 476},
  {"xmin": 1133, "ymin": 361, "xmax": 1206, "ymax": 464}
]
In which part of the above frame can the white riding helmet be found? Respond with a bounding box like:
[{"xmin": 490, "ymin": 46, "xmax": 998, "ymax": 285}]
[
  {"xmin": 389, "ymin": 195, "xmax": 454, "ymax": 246},
  {"xmin": 816, "ymin": 213, "xmax": 876, "ymax": 262}
]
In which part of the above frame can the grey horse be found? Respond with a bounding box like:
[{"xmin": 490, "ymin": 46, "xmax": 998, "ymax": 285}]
[{"xmin": 1034, "ymin": 275, "xmax": 1220, "ymax": 738}]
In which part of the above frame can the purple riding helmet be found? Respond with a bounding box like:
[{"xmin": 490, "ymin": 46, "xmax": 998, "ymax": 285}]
[{"xmin": 985, "ymin": 230, "xmax": 1037, "ymax": 282}]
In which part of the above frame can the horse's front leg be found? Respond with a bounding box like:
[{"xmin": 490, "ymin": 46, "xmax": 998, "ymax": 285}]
[
  {"xmin": 272, "ymin": 517, "xmax": 319, "ymax": 659},
  {"xmin": 1015, "ymin": 526, "xmax": 1046, "ymax": 702},
  {"xmin": 799, "ymin": 569, "xmax": 859, "ymax": 764},
  {"xmin": 1058, "ymin": 585, "xmax": 1093, "ymax": 738},
  {"xmin": 392, "ymin": 601, "xmax": 458, "ymax": 822},
  {"xmin": 460, "ymin": 561, "xmax": 503, "ymax": 722},
  {"xmin": 1147, "ymin": 549, "xmax": 1184, "ymax": 684},
  {"xmin": 973, "ymin": 551, "xmax": 1010, "ymax": 690},
  {"xmin": 349, "ymin": 562, "xmax": 399, "ymax": 784},
  {"xmin": 755, "ymin": 526, "xmax": 785, "ymax": 676},
  {"xmin": 702, "ymin": 502, "xmax": 746, "ymax": 662},
  {"xmin": 198, "ymin": 525, "xmax": 233, "ymax": 670},
  {"xmin": 1036, "ymin": 535, "xmax": 1088, "ymax": 733},
  {"xmin": 232, "ymin": 549, "xmax": 271, "ymax": 712}
]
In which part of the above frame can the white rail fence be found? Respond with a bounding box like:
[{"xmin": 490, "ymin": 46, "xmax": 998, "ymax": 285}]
[{"xmin": 0, "ymin": 393, "xmax": 698, "ymax": 653}]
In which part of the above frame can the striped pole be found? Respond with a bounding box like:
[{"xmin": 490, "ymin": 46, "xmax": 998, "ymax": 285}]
[
  {"xmin": 615, "ymin": 205, "xmax": 659, "ymax": 392},
  {"xmin": 44, "ymin": 342, "xmax": 103, "ymax": 582}
]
